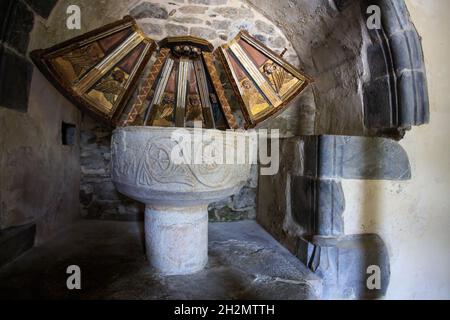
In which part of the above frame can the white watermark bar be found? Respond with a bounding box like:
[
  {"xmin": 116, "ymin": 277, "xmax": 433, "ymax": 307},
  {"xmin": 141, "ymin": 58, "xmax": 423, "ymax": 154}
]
[{"xmin": 170, "ymin": 122, "xmax": 280, "ymax": 176}]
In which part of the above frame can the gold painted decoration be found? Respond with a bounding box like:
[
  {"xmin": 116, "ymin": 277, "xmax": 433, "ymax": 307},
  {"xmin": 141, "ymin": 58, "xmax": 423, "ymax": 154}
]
[
  {"xmin": 31, "ymin": 16, "xmax": 156, "ymax": 125},
  {"xmin": 216, "ymin": 30, "xmax": 313, "ymax": 128},
  {"xmin": 31, "ymin": 20, "xmax": 306, "ymax": 131},
  {"xmin": 129, "ymin": 36, "xmax": 235, "ymax": 129}
]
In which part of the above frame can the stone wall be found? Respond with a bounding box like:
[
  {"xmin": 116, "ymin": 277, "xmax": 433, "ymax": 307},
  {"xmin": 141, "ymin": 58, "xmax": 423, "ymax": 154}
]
[
  {"xmin": 79, "ymin": 117, "xmax": 143, "ymax": 220},
  {"xmin": 0, "ymin": 0, "xmax": 81, "ymax": 247}
]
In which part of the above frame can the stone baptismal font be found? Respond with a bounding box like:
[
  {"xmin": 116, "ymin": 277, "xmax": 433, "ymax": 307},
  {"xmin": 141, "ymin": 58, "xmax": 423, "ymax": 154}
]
[
  {"xmin": 111, "ymin": 126, "xmax": 252, "ymax": 274},
  {"xmin": 31, "ymin": 16, "xmax": 310, "ymax": 275}
]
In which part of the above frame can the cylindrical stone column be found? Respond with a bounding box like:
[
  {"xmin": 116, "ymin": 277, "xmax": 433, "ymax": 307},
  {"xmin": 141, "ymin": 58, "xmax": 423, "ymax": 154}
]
[{"xmin": 144, "ymin": 205, "xmax": 208, "ymax": 275}]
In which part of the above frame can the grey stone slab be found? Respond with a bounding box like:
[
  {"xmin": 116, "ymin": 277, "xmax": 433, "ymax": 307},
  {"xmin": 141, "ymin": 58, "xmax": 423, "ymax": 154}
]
[
  {"xmin": 141, "ymin": 23, "xmax": 163, "ymax": 36},
  {"xmin": 0, "ymin": 220, "xmax": 320, "ymax": 299},
  {"xmin": 312, "ymin": 135, "xmax": 412, "ymax": 180},
  {"xmin": 379, "ymin": 0, "xmax": 410, "ymax": 36},
  {"xmin": 300, "ymin": 233, "xmax": 390, "ymax": 299},
  {"xmin": 232, "ymin": 186, "xmax": 256, "ymax": 210},
  {"xmin": 361, "ymin": 0, "xmax": 429, "ymax": 129},
  {"xmin": 130, "ymin": 2, "xmax": 169, "ymax": 20},
  {"xmin": 290, "ymin": 176, "xmax": 315, "ymax": 236},
  {"xmin": 206, "ymin": 19, "xmax": 231, "ymax": 30},
  {"xmin": 165, "ymin": 23, "xmax": 188, "ymax": 36},
  {"xmin": 315, "ymin": 180, "xmax": 345, "ymax": 236},
  {"xmin": 340, "ymin": 137, "xmax": 411, "ymax": 180},
  {"xmin": 366, "ymin": 42, "xmax": 391, "ymax": 80},
  {"xmin": 190, "ymin": 26, "xmax": 217, "ymax": 40},
  {"xmin": 336, "ymin": 234, "xmax": 390, "ymax": 299},
  {"xmin": 301, "ymin": 136, "xmax": 411, "ymax": 181},
  {"xmin": 397, "ymin": 70, "xmax": 430, "ymax": 126},
  {"xmin": 0, "ymin": 0, "xmax": 34, "ymax": 54},
  {"xmin": 0, "ymin": 45, "xmax": 33, "ymax": 113},
  {"xmin": 0, "ymin": 223, "xmax": 36, "ymax": 268},
  {"xmin": 170, "ymin": 16, "xmax": 203, "ymax": 24},
  {"xmin": 363, "ymin": 75, "xmax": 397, "ymax": 129},
  {"xmin": 291, "ymin": 177, "xmax": 345, "ymax": 237},
  {"xmin": 178, "ymin": 5, "xmax": 208, "ymax": 14},
  {"xmin": 24, "ymin": 0, "xmax": 58, "ymax": 19},
  {"xmin": 253, "ymin": 34, "xmax": 268, "ymax": 44},
  {"xmin": 212, "ymin": 7, "xmax": 254, "ymax": 19},
  {"xmin": 255, "ymin": 20, "xmax": 275, "ymax": 34},
  {"xmin": 389, "ymin": 30, "xmax": 424, "ymax": 73}
]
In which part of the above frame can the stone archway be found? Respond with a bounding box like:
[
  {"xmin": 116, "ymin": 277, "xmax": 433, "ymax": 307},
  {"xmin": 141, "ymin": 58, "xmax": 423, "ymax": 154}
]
[{"xmin": 0, "ymin": 0, "xmax": 431, "ymax": 299}]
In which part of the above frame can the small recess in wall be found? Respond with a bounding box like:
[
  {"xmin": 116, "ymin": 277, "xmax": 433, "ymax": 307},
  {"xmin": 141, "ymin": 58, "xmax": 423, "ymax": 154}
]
[{"xmin": 62, "ymin": 122, "xmax": 76, "ymax": 146}]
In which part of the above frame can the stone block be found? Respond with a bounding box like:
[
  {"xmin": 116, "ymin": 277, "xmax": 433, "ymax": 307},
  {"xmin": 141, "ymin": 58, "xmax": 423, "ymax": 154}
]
[
  {"xmin": 290, "ymin": 176, "xmax": 315, "ymax": 236},
  {"xmin": 179, "ymin": 5, "xmax": 208, "ymax": 14},
  {"xmin": 253, "ymin": 34, "xmax": 267, "ymax": 44},
  {"xmin": 397, "ymin": 70, "xmax": 430, "ymax": 126},
  {"xmin": 79, "ymin": 184, "xmax": 94, "ymax": 206},
  {"xmin": 0, "ymin": 45, "xmax": 33, "ymax": 112},
  {"xmin": 165, "ymin": 24, "xmax": 189, "ymax": 36},
  {"xmin": 130, "ymin": 2, "xmax": 169, "ymax": 20},
  {"xmin": 232, "ymin": 187, "xmax": 256, "ymax": 210},
  {"xmin": 0, "ymin": 0, "xmax": 34, "ymax": 54},
  {"xmin": 0, "ymin": 223, "xmax": 36, "ymax": 268},
  {"xmin": 212, "ymin": 7, "xmax": 253, "ymax": 19},
  {"xmin": 208, "ymin": 205, "xmax": 255, "ymax": 222},
  {"xmin": 141, "ymin": 23, "xmax": 163, "ymax": 36},
  {"xmin": 361, "ymin": 0, "xmax": 410, "ymax": 36},
  {"xmin": 255, "ymin": 20, "xmax": 274, "ymax": 34},
  {"xmin": 95, "ymin": 181, "xmax": 122, "ymax": 201},
  {"xmin": 379, "ymin": 0, "xmax": 410, "ymax": 36},
  {"xmin": 206, "ymin": 20, "xmax": 231, "ymax": 30},
  {"xmin": 363, "ymin": 75, "xmax": 396, "ymax": 129},
  {"xmin": 171, "ymin": 16, "xmax": 204, "ymax": 24},
  {"xmin": 362, "ymin": 1, "xmax": 429, "ymax": 130},
  {"xmin": 389, "ymin": 30, "xmax": 424, "ymax": 73},
  {"xmin": 366, "ymin": 42, "xmax": 390, "ymax": 80},
  {"xmin": 303, "ymin": 135, "xmax": 411, "ymax": 181},
  {"xmin": 190, "ymin": 26, "xmax": 217, "ymax": 40},
  {"xmin": 291, "ymin": 177, "xmax": 345, "ymax": 237},
  {"xmin": 336, "ymin": 234, "xmax": 390, "ymax": 299},
  {"xmin": 302, "ymin": 233, "xmax": 390, "ymax": 299}
]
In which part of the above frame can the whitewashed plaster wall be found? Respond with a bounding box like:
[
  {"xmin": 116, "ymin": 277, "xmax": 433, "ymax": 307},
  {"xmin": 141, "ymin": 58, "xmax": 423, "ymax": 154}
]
[
  {"xmin": 0, "ymin": 69, "xmax": 81, "ymax": 244},
  {"xmin": 344, "ymin": 0, "xmax": 450, "ymax": 299},
  {"xmin": 0, "ymin": 1, "xmax": 82, "ymax": 243}
]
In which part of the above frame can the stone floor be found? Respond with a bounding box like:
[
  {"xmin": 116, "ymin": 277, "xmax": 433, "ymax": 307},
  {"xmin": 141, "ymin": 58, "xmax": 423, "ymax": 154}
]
[{"xmin": 0, "ymin": 220, "xmax": 321, "ymax": 300}]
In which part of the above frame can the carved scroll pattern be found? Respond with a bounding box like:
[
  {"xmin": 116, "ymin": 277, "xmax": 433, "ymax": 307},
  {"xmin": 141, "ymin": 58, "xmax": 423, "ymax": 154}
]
[{"xmin": 112, "ymin": 132, "xmax": 249, "ymax": 190}]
